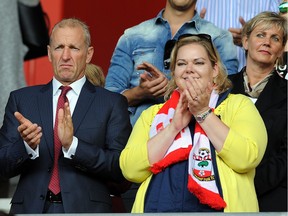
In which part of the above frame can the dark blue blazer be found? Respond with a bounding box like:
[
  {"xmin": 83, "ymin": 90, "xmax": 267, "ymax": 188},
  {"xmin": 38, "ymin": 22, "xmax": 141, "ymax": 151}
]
[
  {"xmin": 229, "ymin": 69, "xmax": 287, "ymax": 211},
  {"xmin": 0, "ymin": 80, "xmax": 132, "ymax": 213}
]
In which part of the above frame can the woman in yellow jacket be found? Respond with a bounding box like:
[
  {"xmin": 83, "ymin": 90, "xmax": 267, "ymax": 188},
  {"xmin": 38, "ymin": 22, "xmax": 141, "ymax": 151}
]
[{"xmin": 120, "ymin": 34, "xmax": 267, "ymax": 212}]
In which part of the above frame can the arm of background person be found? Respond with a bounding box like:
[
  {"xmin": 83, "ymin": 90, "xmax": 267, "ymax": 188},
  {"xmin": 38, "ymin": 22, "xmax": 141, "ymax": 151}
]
[
  {"xmin": 228, "ymin": 17, "xmax": 246, "ymax": 47},
  {"xmin": 105, "ymin": 34, "xmax": 134, "ymax": 99},
  {"xmin": 214, "ymin": 31, "xmax": 239, "ymax": 75}
]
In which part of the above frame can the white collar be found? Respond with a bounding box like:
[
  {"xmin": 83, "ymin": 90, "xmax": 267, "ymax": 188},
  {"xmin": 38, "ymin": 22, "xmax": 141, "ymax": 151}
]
[{"xmin": 52, "ymin": 76, "xmax": 86, "ymax": 96}]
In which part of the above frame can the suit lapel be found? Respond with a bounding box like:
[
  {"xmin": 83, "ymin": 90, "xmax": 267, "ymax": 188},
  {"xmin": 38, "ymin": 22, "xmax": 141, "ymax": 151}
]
[
  {"xmin": 72, "ymin": 81, "xmax": 96, "ymax": 133},
  {"xmin": 36, "ymin": 80, "xmax": 97, "ymax": 156},
  {"xmin": 230, "ymin": 71, "xmax": 287, "ymax": 114},
  {"xmin": 229, "ymin": 72, "xmax": 246, "ymax": 95},
  {"xmin": 256, "ymin": 74, "xmax": 287, "ymax": 113},
  {"xmin": 38, "ymin": 81, "xmax": 54, "ymax": 158}
]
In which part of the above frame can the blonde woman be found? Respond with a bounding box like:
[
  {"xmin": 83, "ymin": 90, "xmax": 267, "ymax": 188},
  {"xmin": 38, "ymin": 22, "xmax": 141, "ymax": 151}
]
[
  {"xmin": 120, "ymin": 34, "xmax": 267, "ymax": 212},
  {"xmin": 229, "ymin": 11, "xmax": 287, "ymax": 211}
]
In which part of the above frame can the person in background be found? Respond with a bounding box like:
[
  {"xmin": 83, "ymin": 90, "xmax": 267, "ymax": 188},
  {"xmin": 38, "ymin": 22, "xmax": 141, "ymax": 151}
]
[
  {"xmin": 120, "ymin": 34, "xmax": 267, "ymax": 213},
  {"xmin": 0, "ymin": 0, "xmax": 29, "ymax": 125},
  {"xmin": 197, "ymin": 0, "xmax": 281, "ymax": 71},
  {"xmin": 105, "ymin": 1, "xmax": 238, "ymax": 211},
  {"xmin": 0, "ymin": 0, "xmax": 32, "ymax": 198},
  {"xmin": 0, "ymin": 18, "xmax": 132, "ymax": 214},
  {"xmin": 106, "ymin": 0, "xmax": 238, "ymax": 127},
  {"xmin": 228, "ymin": 11, "xmax": 287, "ymax": 212},
  {"xmin": 85, "ymin": 63, "xmax": 105, "ymax": 87},
  {"xmin": 277, "ymin": 0, "xmax": 288, "ymax": 79}
]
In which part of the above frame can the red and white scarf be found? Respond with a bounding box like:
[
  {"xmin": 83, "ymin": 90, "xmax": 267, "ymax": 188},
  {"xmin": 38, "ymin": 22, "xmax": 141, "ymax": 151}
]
[{"xmin": 149, "ymin": 90, "xmax": 226, "ymax": 210}]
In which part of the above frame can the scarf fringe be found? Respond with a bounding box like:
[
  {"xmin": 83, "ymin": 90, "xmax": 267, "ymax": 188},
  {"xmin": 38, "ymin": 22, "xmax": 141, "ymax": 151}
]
[
  {"xmin": 150, "ymin": 146, "xmax": 192, "ymax": 174},
  {"xmin": 188, "ymin": 175, "xmax": 226, "ymax": 210}
]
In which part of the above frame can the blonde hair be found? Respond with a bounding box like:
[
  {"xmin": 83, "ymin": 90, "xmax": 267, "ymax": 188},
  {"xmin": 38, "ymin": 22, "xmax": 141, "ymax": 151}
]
[
  {"xmin": 242, "ymin": 11, "xmax": 287, "ymax": 66},
  {"xmin": 50, "ymin": 18, "xmax": 91, "ymax": 48},
  {"xmin": 164, "ymin": 35, "xmax": 232, "ymax": 100},
  {"xmin": 242, "ymin": 11, "xmax": 287, "ymax": 48},
  {"xmin": 85, "ymin": 63, "xmax": 105, "ymax": 87}
]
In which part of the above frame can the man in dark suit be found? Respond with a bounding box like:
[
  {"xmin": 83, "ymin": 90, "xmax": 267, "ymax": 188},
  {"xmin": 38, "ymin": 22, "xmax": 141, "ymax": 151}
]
[{"xmin": 0, "ymin": 18, "xmax": 132, "ymax": 213}]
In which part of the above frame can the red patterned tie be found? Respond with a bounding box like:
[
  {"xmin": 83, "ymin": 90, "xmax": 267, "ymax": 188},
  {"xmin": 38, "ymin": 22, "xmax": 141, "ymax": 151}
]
[{"xmin": 48, "ymin": 86, "xmax": 72, "ymax": 195}]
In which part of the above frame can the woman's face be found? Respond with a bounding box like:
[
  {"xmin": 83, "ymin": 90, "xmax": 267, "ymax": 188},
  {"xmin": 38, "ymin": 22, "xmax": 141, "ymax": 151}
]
[
  {"xmin": 243, "ymin": 25, "xmax": 284, "ymax": 66},
  {"xmin": 174, "ymin": 43, "xmax": 218, "ymax": 92}
]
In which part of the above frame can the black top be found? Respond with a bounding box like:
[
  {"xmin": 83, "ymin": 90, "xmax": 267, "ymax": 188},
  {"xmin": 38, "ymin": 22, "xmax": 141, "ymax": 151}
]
[{"xmin": 229, "ymin": 69, "xmax": 287, "ymax": 212}]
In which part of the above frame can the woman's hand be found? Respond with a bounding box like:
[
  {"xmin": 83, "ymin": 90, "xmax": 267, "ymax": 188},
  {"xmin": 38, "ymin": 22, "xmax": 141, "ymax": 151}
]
[
  {"xmin": 184, "ymin": 77, "xmax": 213, "ymax": 116},
  {"xmin": 170, "ymin": 93, "xmax": 192, "ymax": 131}
]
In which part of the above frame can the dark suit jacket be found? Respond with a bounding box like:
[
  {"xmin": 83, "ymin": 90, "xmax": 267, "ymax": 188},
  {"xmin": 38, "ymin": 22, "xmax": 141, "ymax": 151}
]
[
  {"xmin": 229, "ymin": 69, "xmax": 287, "ymax": 211},
  {"xmin": 0, "ymin": 80, "xmax": 132, "ymax": 213}
]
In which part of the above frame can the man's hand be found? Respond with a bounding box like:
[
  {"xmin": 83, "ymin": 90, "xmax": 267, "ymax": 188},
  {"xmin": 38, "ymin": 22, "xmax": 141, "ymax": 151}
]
[
  {"xmin": 57, "ymin": 102, "xmax": 74, "ymax": 150},
  {"xmin": 228, "ymin": 16, "xmax": 246, "ymax": 47},
  {"xmin": 199, "ymin": 7, "xmax": 206, "ymax": 19},
  {"xmin": 200, "ymin": 7, "xmax": 245, "ymax": 47},
  {"xmin": 137, "ymin": 62, "xmax": 168, "ymax": 98},
  {"xmin": 14, "ymin": 111, "xmax": 42, "ymax": 150},
  {"xmin": 123, "ymin": 62, "xmax": 168, "ymax": 106}
]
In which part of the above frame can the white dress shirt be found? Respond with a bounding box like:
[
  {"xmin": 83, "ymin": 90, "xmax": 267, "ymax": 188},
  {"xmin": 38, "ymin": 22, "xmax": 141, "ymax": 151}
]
[{"xmin": 25, "ymin": 76, "xmax": 86, "ymax": 159}]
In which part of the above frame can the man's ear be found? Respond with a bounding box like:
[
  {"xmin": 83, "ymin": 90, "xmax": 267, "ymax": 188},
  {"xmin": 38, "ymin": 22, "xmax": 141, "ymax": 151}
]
[
  {"xmin": 47, "ymin": 45, "xmax": 52, "ymax": 62},
  {"xmin": 86, "ymin": 46, "xmax": 94, "ymax": 63}
]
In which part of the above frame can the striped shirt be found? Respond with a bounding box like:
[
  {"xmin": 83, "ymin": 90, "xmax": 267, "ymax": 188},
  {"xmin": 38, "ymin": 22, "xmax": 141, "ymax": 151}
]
[{"xmin": 196, "ymin": 0, "xmax": 281, "ymax": 71}]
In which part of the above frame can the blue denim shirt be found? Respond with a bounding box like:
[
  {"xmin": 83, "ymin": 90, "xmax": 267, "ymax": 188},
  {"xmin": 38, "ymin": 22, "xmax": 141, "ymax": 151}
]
[{"xmin": 105, "ymin": 10, "xmax": 238, "ymax": 126}]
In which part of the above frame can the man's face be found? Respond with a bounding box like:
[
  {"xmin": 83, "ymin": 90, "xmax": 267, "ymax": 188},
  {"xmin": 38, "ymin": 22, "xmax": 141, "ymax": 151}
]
[
  {"xmin": 48, "ymin": 26, "xmax": 94, "ymax": 85},
  {"xmin": 168, "ymin": 0, "xmax": 196, "ymax": 11}
]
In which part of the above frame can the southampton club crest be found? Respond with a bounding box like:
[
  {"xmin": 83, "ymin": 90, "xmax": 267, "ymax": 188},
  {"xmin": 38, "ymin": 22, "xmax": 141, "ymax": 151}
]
[{"xmin": 192, "ymin": 148, "xmax": 214, "ymax": 181}]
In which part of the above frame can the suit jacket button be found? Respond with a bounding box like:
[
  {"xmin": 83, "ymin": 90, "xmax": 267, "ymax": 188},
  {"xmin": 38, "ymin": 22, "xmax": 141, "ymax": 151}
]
[{"xmin": 40, "ymin": 195, "xmax": 45, "ymax": 200}]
